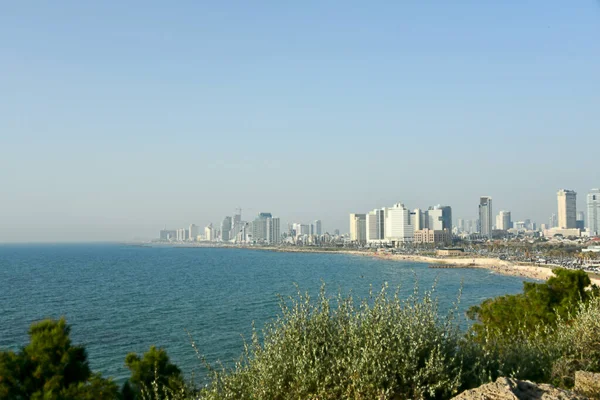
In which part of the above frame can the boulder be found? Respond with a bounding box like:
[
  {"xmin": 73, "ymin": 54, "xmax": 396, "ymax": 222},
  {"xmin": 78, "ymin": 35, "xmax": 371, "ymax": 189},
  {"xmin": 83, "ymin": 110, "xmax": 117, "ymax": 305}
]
[
  {"xmin": 574, "ymin": 371, "xmax": 600, "ymax": 399},
  {"xmin": 452, "ymin": 377, "xmax": 588, "ymax": 400}
]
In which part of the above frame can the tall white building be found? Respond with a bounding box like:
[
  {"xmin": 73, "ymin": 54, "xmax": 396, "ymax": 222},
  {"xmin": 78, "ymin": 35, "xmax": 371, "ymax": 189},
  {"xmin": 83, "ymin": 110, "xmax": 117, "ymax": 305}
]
[
  {"xmin": 204, "ymin": 224, "xmax": 214, "ymax": 241},
  {"xmin": 385, "ymin": 203, "xmax": 414, "ymax": 244},
  {"xmin": 496, "ymin": 210, "xmax": 512, "ymax": 231},
  {"xmin": 349, "ymin": 213, "xmax": 367, "ymax": 243},
  {"xmin": 557, "ymin": 189, "xmax": 577, "ymax": 229},
  {"xmin": 588, "ymin": 189, "xmax": 600, "ymax": 237},
  {"xmin": 426, "ymin": 205, "xmax": 452, "ymax": 232},
  {"xmin": 266, "ymin": 217, "xmax": 281, "ymax": 244},
  {"xmin": 366, "ymin": 208, "xmax": 386, "ymax": 243},
  {"xmin": 411, "ymin": 209, "xmax": 425, "ymax": 231},
  {"xmin": 478, "ymin": 196, "xmax": 493, "ymax": 239}
]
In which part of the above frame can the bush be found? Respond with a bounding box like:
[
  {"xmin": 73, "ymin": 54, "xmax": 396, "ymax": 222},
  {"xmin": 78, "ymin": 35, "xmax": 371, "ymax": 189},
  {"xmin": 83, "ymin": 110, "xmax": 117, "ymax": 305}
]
[
  {"xmin": 198, "ymin": 284, "xmax": 466, "ymax": 400},
  {"xmin": 551, "ymin": 295, "xmax": 600, "ymax": 388}
]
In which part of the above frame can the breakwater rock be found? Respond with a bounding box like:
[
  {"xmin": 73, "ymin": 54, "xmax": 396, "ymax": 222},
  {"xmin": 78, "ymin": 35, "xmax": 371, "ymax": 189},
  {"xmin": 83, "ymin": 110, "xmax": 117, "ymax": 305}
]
[{"xmin": 452, "ymin": 377, "xmax": 588, "ymax": 400}]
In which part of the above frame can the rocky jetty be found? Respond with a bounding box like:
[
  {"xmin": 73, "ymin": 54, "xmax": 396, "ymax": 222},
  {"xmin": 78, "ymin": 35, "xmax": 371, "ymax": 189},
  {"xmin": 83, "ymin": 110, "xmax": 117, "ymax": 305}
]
[{"xmin": 452, "ymin": 377, "xmax": 588, "ymax": 400}]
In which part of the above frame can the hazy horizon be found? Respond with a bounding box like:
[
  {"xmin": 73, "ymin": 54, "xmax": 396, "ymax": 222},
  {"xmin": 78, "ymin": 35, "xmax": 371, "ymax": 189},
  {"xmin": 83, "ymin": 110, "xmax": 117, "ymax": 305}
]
[{"xmin": 2, "ymin": 2, "xmax": 599, "ymax": 242}]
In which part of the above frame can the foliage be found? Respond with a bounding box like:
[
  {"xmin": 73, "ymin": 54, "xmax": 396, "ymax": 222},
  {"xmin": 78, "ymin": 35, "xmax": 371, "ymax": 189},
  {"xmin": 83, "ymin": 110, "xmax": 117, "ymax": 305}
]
[
  {"xmin": 466, "ymin": 269, "xmax": 598, "ymax": 339},
  {"xmin": 0, "ymin": 317, "xmax": 118, "ymax": 400},
  {"xmin": 198, "ymin": 284, "xmax": 466, "ymax": 400},
  {"xmin": 122, "ymin": 345, "xmax": 185, "ymax": 400},
  {"xmin": 550, "ymin": 295, "xmax": 600, "ymax": 388}
]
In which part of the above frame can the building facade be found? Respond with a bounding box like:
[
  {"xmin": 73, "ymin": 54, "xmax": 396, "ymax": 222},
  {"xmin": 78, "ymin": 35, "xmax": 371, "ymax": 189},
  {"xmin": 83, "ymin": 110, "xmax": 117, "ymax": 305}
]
[
  {"xmin": 349, "ymin": 213, "xmax": 367, "ymax": 243},
  {"xmin": 588, "ymin": 189, "xmax": 600, "ymax": 237},
  {"xmin": 221, "ymin": 217, "xmax": 232, "ymax": 242},
  {"xmin": 496, "ymin": 210, "xmax": 512, "ymax": 231},
  {"xmin": 385, "ymin": 203, "xmax": 413, "ymax": 244},
  {"xmin": 314, "ymin": 220, "xmax": 322, "ymax": 236},
  {"xmin": 478, "ymin": 196, "xmax": 493, "ymax": 239},
  {"xmin": 557, "ymin": 189, "xmax": 577, "ymax": 229},
  {"xmin": 426, "ymin": 205, "xmax": 452, "ymax": 233},
  {"xmin": 366, "ymin": 208, "xmax": 386, "ymax": 243},
  {"xmin": 413, "ymin": 229, "xmax": 451, "ymax": 245},
  {"xmin": 266, "ymin": 217, "xmax": 281, "ymax": 244}
]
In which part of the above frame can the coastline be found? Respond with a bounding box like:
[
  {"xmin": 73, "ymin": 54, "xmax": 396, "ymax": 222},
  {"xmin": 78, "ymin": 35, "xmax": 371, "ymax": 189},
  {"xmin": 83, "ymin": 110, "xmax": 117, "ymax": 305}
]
[
  {"xmin": 245, "ymin": 246, "xmax": 600, "ymax": 285},
  {"xmin": 137, "ymin": 243, "xmax": 600, "ymax": 285}
]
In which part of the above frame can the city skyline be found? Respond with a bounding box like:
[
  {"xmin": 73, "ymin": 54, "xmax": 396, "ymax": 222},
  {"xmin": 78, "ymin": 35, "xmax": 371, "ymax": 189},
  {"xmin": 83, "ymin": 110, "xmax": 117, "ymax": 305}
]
[{"xmin": 1, "ymin": 2, "xmax": 599, "ymax": 242}]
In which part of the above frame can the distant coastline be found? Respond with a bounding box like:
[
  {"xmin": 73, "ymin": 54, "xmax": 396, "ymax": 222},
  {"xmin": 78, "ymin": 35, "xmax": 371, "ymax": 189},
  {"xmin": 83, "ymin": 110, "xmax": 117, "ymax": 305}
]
[{"xmin": 131, "ymin": 242, "xmax": 600, "ymax": 285}]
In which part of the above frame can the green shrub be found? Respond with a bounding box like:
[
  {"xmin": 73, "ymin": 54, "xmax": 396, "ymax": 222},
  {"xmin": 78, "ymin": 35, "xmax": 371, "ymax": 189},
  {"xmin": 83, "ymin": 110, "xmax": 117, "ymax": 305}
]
[
  {"xmin": 550, "ymin": 295, "xmax": 600, "ymax": 388},
  {"xmin": 198, "ymin": 284, "xmax": 466, "ymax": 400}
]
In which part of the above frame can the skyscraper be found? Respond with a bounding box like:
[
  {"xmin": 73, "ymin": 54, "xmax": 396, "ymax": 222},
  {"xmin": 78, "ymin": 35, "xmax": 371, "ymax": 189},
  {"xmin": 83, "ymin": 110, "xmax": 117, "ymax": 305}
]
[
  {"xmin": 366, "ymin": 208, "xmax": 385, "ymax": 242},
  {"xmin": 252, "ymin": 212, "xmax": 272, "ymax": 242},
  {"xmin": 221, "ymin": 216, "xmax": 232, "ymax": 242},
  {"xmin": 266, "ymin": 217, "xmax": 281, "ymax": 244},
  {"xmin": 204, "ymin": 224, "xmax": 214, "ymax": 241},
  {"xmin": 412, "ymin": 209, "xmax": 425, "ymax": 231},
  {"xmin": 189, "ymin": 224, "xmax": 199, "ymax": 241},
  {"xmin": 349, "ymin": 213, "xmax": 367, "ymax": 243},
  {"xmin": 549, "ymin": 214, "xmax": 558, "ymax": 228},
  {"xmin": 496, "ymin": 210, "xmax": 512, "ymax": 230},
  {"xmin": 384, "ymin": 203, "xmax": 414, "ymax": 244},
  {"xmin": 557, "ymin": 189, "xmax": 577, "ymax": 229},
  {"xmin": 314, "ymin": 220, "xmax": 322, "ymax": 236},
  {"xmin": 478, "ymin": 196, "xmax": 493, "ymax": 239},
  {"xmin": 426, "ymin": 205, "xmax": 452, "ymax": 233},
  {"xmin": 588, "ymin": 189, "xmax": 600, "ymax": 237}
]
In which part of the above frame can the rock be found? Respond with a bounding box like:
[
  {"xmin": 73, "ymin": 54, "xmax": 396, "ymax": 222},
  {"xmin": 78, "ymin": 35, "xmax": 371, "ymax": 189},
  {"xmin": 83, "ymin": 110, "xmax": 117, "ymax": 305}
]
[
  {"xmin": 452, "ymin": 377, "xmax": 588, "ymax": 400},
  {"xmin": 574, "ymin": 371, "xmax": 600, "ymax": 399}
]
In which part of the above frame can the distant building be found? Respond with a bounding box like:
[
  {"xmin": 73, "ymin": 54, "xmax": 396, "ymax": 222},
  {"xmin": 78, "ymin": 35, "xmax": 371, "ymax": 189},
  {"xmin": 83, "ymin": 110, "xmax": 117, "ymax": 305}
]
[
  {"xmin": 314, "ymin": 220, "xmax": 322, "ymax": 236},
  {"xmin": 411, "ymin": 209, "xmax": 426, "ymax": 231},
  {"xmin": 252, "ymin": 212, "xmax": 273, "ymax": 242},
  {"xmin": 414, "ymin": 229, "xmax": 451, "ymax": 245},
  {"xmin": 437, "ymin": 248, "xmax": 464, "ymax": 256},
  {"xmin": 549, "ymin": 213, "xmax": 558, "ymax": 228},
  {"xmin": 557, "ymin": 189, "xmax": 577, "ymax": 229},
  {"xmin": 478, "ymin": 196, "xmax": 493, "ymax": 239},
  {"xmin": 221, "ymin": 216, "xmax": 232, "ymax": 242},
  {"xmin": 349, "ymin": 213, "xmax": 367, "ymax": 243},
  {"xmin": 334, "ymin": 229, "xmax": 340, "ymax": 236},
  {"xmin": 426, "ymin": 205, "xmax": 452, "ymax": 233},
  {"xmin": 177, "ymin": 228, "xmax": 188, "ymax": 241},
  {"xmin": 266, "ymin": 217, "xmax": 281, "ymax": 244},
  {"xmin": 384, "ymin": 203, "xmax": 413, "ymax": 245},
  {"xmin": 159, "ymin": 229, "xmax": 177, "ymax": 241},
  {"xmin": 588, "ymin": 189, "xmax": 600, "ymax": 237},
  {"xmin": 366, "ymin": 208, "xmax": 386, "ymax": 243},
  {"xmin": 231, "ymin": 213, "xmax": 242, "ymax": 241},
  {"xmin": 189, "ymin": 224, "xmax": 199, "ymax": 241},
  {"xmin": 204, "ymin": 224, "xmax": 214, "ymax": 241},
  {"xmin": 496, "ymin": 211, "xmax": 512, "ymax": 231}
]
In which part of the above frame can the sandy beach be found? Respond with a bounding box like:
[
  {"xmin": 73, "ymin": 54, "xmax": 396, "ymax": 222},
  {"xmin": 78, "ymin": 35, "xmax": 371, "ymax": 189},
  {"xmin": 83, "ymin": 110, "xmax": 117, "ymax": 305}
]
[{"xmin": 369, "ymin": 252, "xmax": 600, "ymax": 285}]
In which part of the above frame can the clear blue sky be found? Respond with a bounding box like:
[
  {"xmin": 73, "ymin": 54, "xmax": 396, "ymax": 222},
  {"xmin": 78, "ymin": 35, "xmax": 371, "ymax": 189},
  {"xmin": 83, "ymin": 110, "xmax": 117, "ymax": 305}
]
[{"xmin": 1, "ymin": 1, "xmax": 599, "ymax": 242}]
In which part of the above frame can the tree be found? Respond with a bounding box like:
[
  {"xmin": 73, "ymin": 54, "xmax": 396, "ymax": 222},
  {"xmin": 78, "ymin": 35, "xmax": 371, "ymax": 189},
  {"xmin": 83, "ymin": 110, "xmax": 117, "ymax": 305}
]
[
  {"xmin": 121, "ymin": 346, "xmax": 184, "ymax": 400},
  {"xmin": 467, "ymin": 268, "xmax": 599, "ymax": 340},
  {"xmin": 0, "ymin": 318, "xmax": 118, "ymax": 400}
]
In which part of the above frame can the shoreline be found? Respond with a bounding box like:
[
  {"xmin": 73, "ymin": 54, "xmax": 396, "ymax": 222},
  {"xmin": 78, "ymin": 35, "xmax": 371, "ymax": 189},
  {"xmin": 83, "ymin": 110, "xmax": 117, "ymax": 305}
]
[
  {"xmin": 243, "ymin": 247, "xmax": 600, "ymax": 285},
  {"xmin": 136, "ymin": 243, "xmax": 600, "ymax": 285}
]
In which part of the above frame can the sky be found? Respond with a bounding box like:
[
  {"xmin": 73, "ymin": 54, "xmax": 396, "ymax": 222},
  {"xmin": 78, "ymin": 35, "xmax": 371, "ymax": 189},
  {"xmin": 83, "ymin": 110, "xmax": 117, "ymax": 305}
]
[{"xmin": 1, "ymin": 1, "xmax": 599, "ymax": 242}]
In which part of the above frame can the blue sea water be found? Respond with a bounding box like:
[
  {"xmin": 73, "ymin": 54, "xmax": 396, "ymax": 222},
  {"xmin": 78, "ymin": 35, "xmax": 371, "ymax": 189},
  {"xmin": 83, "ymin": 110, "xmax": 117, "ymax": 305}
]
[{"xmin": 0, "ymin": 244, "xmax": 532, "ymax": 384}]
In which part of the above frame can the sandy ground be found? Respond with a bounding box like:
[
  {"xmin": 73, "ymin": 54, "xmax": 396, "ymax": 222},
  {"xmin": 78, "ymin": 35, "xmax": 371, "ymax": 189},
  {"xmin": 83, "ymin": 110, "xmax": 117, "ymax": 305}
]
[{"xmin": 369, "ymin": 252, "xmax": 600, "ymax": 285}]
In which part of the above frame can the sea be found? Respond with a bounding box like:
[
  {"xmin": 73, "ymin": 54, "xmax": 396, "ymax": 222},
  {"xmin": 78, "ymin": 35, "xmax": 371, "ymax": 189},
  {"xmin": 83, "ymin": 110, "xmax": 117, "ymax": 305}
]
[{"xmin": 0, "ymin": 243, "xmax": 532, "ymax": 384}]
